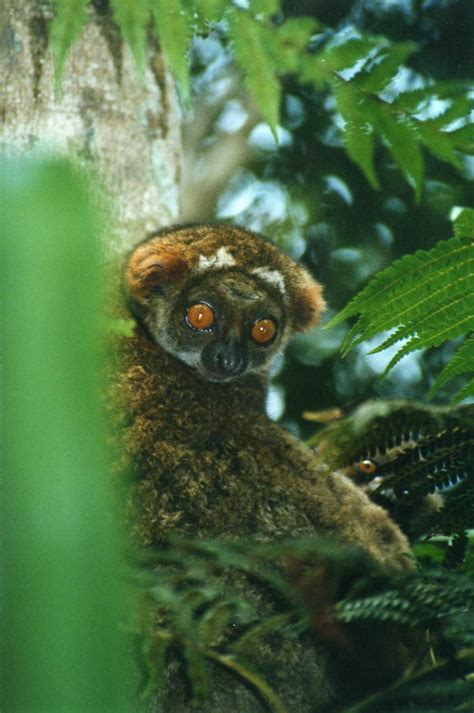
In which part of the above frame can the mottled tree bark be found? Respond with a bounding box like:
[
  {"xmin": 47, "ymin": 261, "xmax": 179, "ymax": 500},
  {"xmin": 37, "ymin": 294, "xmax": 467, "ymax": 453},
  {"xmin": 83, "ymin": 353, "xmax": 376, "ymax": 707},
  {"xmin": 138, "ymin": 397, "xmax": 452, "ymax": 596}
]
[{"xmin": 0, "ymin": 0, "xmax": 182, "ymax": 255}]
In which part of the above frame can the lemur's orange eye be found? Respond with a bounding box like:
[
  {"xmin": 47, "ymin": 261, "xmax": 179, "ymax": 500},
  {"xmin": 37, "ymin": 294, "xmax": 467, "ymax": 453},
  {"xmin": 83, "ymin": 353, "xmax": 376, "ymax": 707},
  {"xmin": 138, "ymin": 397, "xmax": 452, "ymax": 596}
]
[
  {"xmin": 251, "ymin": 318, "xmax": 277, "ymax": 345},
  {"xmin": 186, "ymin": 303, "xmax": 215, "ymax": 330},
  {"xmin": 356, "ymin": 459, "xmax": 378, "ymax": 475}
]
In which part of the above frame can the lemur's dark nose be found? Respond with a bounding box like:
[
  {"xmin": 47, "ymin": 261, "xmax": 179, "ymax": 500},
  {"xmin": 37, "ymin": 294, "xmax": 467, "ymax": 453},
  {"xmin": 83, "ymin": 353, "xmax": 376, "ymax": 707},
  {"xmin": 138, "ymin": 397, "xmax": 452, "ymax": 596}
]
[{"xmin": 213, "ymin": 337, "xmax": 243, "ymax": 376}]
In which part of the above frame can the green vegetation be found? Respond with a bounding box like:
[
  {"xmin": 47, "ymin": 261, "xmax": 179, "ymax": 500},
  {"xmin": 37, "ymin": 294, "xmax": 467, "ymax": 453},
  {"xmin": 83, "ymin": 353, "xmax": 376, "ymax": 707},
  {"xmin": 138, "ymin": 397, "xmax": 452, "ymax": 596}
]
[
  {"xmin": 2, "ymin": 1, "xmax": 473, "ymax": 711},
  {"xmin": 327, "ymin": 209, "xmax": 474, "ymax": 402},
  {"xmin": 0, "ymin": 158, "xmax": 133, "ymax": 712},
  {"xmin": 134, "ymin": 537, "xmax": 474, "ymax": 713},
  {"xmin": 50, "ymin": 0, "xmax": 473, "ymax": 198}
]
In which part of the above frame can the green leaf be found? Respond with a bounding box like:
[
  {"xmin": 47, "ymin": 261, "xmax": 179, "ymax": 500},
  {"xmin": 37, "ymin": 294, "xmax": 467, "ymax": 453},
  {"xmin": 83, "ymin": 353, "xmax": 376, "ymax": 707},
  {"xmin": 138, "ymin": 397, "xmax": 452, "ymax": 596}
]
[
  {"xmin": 138, "ymin": 634, "xmax": 170, "ymax": 704},
  {"xmin": 278, "ymin": 17, "xmax": 321, "ymax": 43},
  {"xmin": 454, "ymin": 207, "xmax": 474, "ymax": 238},
  {"xmin": 329, "ymin": 236, "xmax": 472, "ymax": 329},
  {"xmin": 325, "ymin": 37, "xmax": 424, "ymax": 196},
  {"xmin": 197, "ymin": 602, "xmax": 233, "ymax": 648},
  {"xmin": 365, "ymin": 252, "xmax": 474, "ymax": 349},
  {"xmin": 391, "ymin": 81, "xmax": 472, "ymax": 113},
  {"xmin": 250, "ymin": 0, "xmax": 280, "ymax": 15},
  {"xmin": 333, "ymin": 82, "xmax": 379, "ymax": 189},
  {"xmin": 269, "ymin": 18, "xmax": 322, "ymax": 74},
  {"xmin": 328, "ymin": 228, "xmax": 474, "ymax": 397},
  {"xmin": 193, "ymin": 0, "xmax": 228, "ymax": 24},
  {"xmin": 452, "ymin": 379, "xmax": 474, "ymax": 404},
  {"xmin": 184, "ymin": 643, "xmax": 209, "ymax": 704},
  {"xmin": 427, "ymin": 95, "xmax": 473, "ymax": 130},
  {"xmin": 429, "ymin": 336, "xmax": 474, "ymax": 397},
  {"xmin": 374, "ymin": 104, "xmax": 424, "ymax": 201},
  {"xmin": 356, "ymin": 41, "xmax": 417, "ymax": 94},
  {"xmin": 109, "ymin": 0, "xmax": 149, "ymax": 75},
  {"xmin": 152, "ymin": 0, "xmax": 192, "ymax": 106},
  {"xmin": 445, "ymin": 123, "xmax": 474, "ymax": 153},
  {"xmin": 228, "ymin": 9, "xmax": 280, "ymax": 136},
  {"xmin": 321, "ymin": 36, "xmax": 379, "ymax": 75},
  {"xmin": 0, "ymin": 157, "xmax": 132, "ymax": 710},
  {"xmin": 380, "ymin": 297, "xmax": 474, "ymax": 375},
  {"xmin": 412, "ymin": 543, "xmax": 445, "ymax": 565},
  {"xmin": 417, "ymin": 121, "xmax": 464, "ymax": 169},
  {"xmin": 50, "ymin": 0, "xmax": 89, "ymax": 88}
]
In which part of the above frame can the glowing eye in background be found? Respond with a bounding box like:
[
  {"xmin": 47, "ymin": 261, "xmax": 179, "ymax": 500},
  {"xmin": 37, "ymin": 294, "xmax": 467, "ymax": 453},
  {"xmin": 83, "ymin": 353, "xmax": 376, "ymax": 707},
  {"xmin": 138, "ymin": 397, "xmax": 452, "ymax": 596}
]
[
  {"xmin": 251, "ymin": 318, "xmax": 277, "ymax": 344},
  {"xmin": 186, "ymin": 303, "xmax": 215, "ymax": 330},
  {"xmin": 356, "ymin": 459, "xmax": 378, "ymax": 475}
]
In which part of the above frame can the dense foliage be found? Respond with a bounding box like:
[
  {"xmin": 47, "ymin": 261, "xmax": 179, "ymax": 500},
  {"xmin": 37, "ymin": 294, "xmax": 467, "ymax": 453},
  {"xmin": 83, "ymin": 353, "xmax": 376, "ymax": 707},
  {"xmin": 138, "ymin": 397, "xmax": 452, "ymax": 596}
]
[
  {"xmin": 50, "ymin": 1, "xmax": 472, "ymax": 196},
  {"xmin": 3, "ymin": 1, "xmax": 473, "ymax": 712},
  {"xmin": 133, "ymin": 535, "xmax": 474, "ymax": 713},
  {"xmin": 327, "ymin": 209, "xmax": 474, "ymax": 402}
]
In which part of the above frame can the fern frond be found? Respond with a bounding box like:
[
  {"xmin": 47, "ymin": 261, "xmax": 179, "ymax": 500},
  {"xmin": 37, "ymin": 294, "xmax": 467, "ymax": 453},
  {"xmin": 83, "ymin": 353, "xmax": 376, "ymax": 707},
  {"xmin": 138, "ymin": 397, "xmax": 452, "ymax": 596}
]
[
  {"xmin": 313, "ymin": 400, "xmax": 473, "ymax": 466},
  {"xmin": 331, "ymin": 235, "xmax": 472, "ymax": 330},
  {"xmin": 338, "ymin": 568, "xmax": 474, "ymax": 633},
  {"xmin": 134, "ymin": 535, "xmax": 474, "ymax": 709},
  {"xmin": 50, "ymin": 0, "xmax": 89, "ymax": 88},
  {"xmin": 327, "ymin": 211, "xmax": 474, "ymax": 396},
  {"xmin": 452, "ymin": 379, "xmax": 474, "ymax": 404},
  {"xmin": 377, "ymin": 298, "xmax": 473, "ymax": 375},
  {"xmin": 109, "ymin": 0, "xmax": 149, "ymax": 75},
  {"xmin": 373, "ymin": 426, "xmax": 474, "ymax": 497}
]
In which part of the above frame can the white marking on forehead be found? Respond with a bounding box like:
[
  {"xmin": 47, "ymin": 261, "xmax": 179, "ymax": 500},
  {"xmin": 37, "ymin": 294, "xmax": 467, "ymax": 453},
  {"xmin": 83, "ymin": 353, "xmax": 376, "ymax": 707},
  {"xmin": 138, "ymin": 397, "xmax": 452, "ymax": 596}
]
[
  {"xmin": 251, "ymin": 267, "xmax": 286, "ymax": 296},
  {"xmin": 196, "ymin": 246, "xmax": 236, "ymax": 273}
]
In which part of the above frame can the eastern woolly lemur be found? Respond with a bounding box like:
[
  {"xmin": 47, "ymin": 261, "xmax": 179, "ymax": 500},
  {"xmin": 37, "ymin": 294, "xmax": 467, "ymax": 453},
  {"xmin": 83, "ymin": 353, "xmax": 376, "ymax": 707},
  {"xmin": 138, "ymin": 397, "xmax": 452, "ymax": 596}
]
[
  {"xmin": 113, "ymin": 224, "xmax": 414, "ymax": 712},
  {"xmin": 314, "ymin": 400, "xmax": 473, "ymax": 539}
]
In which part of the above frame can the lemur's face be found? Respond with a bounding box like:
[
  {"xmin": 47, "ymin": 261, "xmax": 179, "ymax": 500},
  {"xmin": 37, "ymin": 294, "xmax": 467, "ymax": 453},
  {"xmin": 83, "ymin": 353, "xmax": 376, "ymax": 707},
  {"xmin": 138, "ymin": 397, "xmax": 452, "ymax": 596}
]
[
  {"xmin": 125, "ymin": 225, "xmax": 325, "ymax": 383},
  {"xmin": 149, "ymin": 270, "xmax": 286, "ymax": 382}
]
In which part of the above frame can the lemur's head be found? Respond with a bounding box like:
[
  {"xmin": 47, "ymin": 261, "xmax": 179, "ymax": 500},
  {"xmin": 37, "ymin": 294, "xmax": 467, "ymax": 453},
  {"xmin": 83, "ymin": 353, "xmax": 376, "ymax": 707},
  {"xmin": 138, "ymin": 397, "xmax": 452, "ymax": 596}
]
[{"xmin": 125, "ymin": 224, "xmax": 325, "ymax": 382}]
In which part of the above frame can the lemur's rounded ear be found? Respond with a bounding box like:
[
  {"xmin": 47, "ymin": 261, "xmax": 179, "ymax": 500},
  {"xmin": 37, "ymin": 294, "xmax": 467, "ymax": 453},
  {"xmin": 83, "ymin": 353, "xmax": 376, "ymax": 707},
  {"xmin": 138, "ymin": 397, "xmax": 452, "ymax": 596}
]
[
  {"xmin": 125, "ymin": 238, "xmax": 189, "ymax": 304},
  {"xmin": 292, "ymin": 269, "xmax": 326, "ymax": 332}
]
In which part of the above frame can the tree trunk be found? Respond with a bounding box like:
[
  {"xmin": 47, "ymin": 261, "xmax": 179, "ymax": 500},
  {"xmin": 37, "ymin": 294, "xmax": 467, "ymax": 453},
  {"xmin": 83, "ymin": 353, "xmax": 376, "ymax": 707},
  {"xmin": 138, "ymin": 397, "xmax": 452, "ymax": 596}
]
[{"xmin": 0, "ymin": 0, "xmax": 182, "ymax": 255}]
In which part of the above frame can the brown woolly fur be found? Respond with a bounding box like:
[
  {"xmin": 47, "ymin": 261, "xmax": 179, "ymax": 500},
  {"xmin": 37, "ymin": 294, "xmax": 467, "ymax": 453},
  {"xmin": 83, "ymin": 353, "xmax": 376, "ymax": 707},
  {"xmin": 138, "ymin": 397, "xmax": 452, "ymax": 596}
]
[
  {"xmin": 111, "ymin": 224, "xmax": 415, "ymax": 713},
  {"xmin": 125, "ymin": 241, "xmax": 189, "ymax": 303},
  {"xmin": 113, "ymin": 334, "xmax": 408, "ymax": 568},
  {"xmin": 294, "ymin": 274, "xmax": 326, "ymax": 332},
  {"xmin": 126, "ymin": 223, "xmax": 326, "ymax": 332},
  {"xmin": 113, "ymin": 330, "xmax": 411, "ymax": 567}
]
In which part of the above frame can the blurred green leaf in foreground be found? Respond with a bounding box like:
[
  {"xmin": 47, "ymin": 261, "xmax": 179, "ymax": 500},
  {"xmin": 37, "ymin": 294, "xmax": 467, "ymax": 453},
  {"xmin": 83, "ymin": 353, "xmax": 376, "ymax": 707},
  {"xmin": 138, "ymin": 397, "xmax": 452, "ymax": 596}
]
[{"xmin": 0, "ymin": 157, "xmax": 133, "ymax": 712}]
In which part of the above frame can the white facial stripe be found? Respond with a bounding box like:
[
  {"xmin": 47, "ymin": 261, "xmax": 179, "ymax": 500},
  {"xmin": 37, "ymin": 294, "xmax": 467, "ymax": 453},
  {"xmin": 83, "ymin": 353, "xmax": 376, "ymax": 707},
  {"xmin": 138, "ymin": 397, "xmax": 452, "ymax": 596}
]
[
  {"xmin": 251, "ymin": 267, "xmax": 286, "ymax": 296},
  {"xmin": 196, "ymin": 246, "xmax": 236, "ymax": 273}
]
